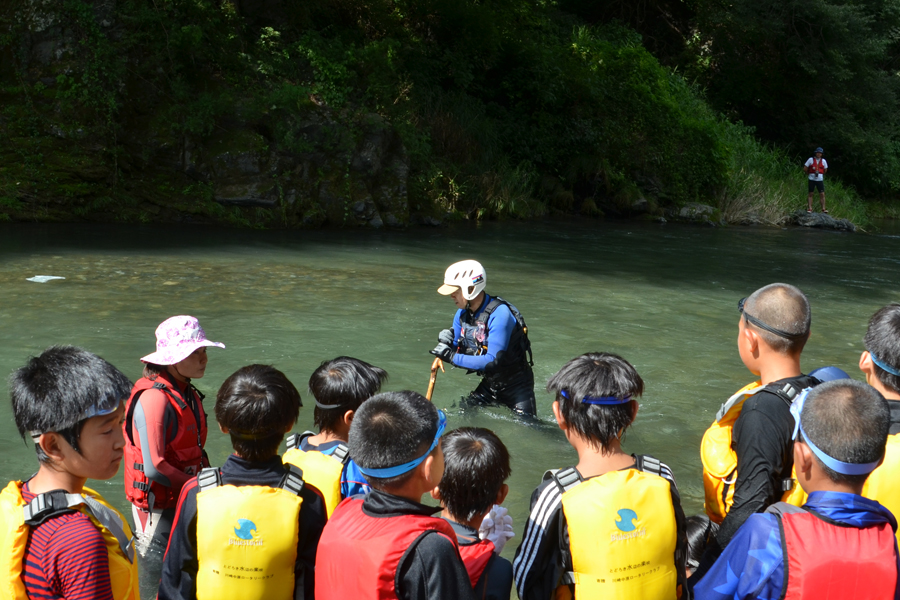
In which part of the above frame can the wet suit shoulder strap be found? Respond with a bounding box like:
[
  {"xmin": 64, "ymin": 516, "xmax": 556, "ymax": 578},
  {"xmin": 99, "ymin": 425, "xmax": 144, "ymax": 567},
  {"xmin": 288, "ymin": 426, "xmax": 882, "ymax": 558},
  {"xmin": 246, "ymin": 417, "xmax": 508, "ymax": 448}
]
[{"xmin": 124, "ymin": 382, "xmax": 184, "ymax": 446}]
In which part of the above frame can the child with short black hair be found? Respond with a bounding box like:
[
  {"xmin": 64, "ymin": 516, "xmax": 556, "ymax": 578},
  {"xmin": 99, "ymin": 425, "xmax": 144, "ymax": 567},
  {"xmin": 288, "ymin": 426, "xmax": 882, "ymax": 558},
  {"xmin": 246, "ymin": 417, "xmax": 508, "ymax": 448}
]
[
  {"xmin": 283, "ymin": 356, "xmax": 387, "ymax": 515},
  {"xmin": 684, "ymin": 515, "xmax": 718, "ymax": 577},
  {"xmin": 159, "ymin": 364, "xmax": 326, "ymax": 600},
  {"xmin": 315, "ymin": 391, "xmax": 475, "ymax": 600},
  {"xmin": 692, "ymin": 379, "xmax": 900, "ymax": 598},
  {"xmin": 1, "ymin": 346, "xmax": 137, "ymax": 600},
  {"xmin": 513, "ymin": 352, "xmax": 687, "ymax": 600},
  {"xmin": 431, "ymin": 427, "xmax": 514, "ymax": 600}
]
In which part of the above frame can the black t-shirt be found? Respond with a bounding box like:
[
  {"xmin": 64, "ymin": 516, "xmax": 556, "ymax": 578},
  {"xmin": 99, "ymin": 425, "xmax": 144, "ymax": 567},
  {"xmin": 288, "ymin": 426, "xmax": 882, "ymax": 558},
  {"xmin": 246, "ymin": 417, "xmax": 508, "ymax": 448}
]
[{"xmin": 715, "ymin": 375, "xmax": 817, "ymax": 551}]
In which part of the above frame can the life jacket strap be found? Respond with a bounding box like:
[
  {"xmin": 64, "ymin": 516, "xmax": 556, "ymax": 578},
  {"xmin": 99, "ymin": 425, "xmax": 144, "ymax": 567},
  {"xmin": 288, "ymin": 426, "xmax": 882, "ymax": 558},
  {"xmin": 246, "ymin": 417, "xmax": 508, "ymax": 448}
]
[
  {"xmin": 331, "ymin": 443, "xmax": 351, "ymax": 465},
  {"xmin": 636, "ymin": 455, "xmax": 662, "ymax": 477},
  {"xmin": 552, "ymin": 467, "xmax": 582, "ymax": 494},
  {"xmin": 198, "ymin": 467, "xmax": 222, "ymax": 491},
  {"xmin": 133, "ymin": 481, "xmax": 151, "ymax": 492},
  {"xmin": 286, "ymin": 433, "xmax": 301, "ymax": 450},
  {"xmin": 281, "ymin": 464, "xmax": 305, "ymax": 496},
  {"xmin": 24, "ymin": 491, "xmax": 135, "ymax": 562},
  {"xmin": 559, "ymin": 571, "xmax": 577, "ymax": 586}
]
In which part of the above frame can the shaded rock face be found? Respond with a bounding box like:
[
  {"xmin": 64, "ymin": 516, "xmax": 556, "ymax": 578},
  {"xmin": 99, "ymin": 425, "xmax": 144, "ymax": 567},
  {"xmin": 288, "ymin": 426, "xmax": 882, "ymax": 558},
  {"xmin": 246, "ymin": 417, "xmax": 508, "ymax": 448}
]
[
  {"xmin": 792, "ymin": 210, "xmax": 856, "ymax": 232},
  {"xmin": 8, "ymin": 0, "xmax": 410, "ymax": 228},
  {"xmin": 665, "ymin": 202, "xmax": 721, "ymax": 225},
  {"xmin": 177, "ymin": 111, "xmax": 409, "ymax": 227}
]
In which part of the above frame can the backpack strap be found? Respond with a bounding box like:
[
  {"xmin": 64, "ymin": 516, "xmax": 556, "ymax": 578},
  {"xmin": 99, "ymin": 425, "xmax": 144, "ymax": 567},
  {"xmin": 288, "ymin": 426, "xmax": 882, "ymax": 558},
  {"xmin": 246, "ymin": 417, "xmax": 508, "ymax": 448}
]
[
  {"xmin": 24, "ymin": 491, "xmax": 135, "ymax": 562},
  {"xmin": 197, "ymin": 467, "xmax": 222, "ymax": 492},
  {"xmin": 280, "ymin": 464, "xmax": 305, "ymax": 496}
]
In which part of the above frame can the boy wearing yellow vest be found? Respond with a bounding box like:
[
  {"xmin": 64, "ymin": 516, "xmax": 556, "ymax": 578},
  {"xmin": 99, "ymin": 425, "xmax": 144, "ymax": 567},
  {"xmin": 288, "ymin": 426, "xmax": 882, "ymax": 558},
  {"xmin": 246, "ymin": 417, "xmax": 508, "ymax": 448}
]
[
  {"xmin": 692, "ymin": 379, "xmax": 899, "ymax": 599},
  {"xmin": 283, "ymin": 356, "xmax": 387, "ymax": 516},
  {"xmin": 700, "ymin": 284, "xmax": 817, "ymax": 557},
  {"xmin": 315, "ymin": 391, "xmax": 475, "ymax": 600},
  {"xmin": 857, "ymin": 304, "xmax": 900, "ymax": 538},
  {"xmin": 512, "ymin": 352, "xmax": 687, "ymax": 600},
  {"xmin": 1, "ymin": 346, "xmax": 138, "ymax": 600},
  {"xmin": 158, "ymin": 364, "xmax": 326, "ymax": 600}
]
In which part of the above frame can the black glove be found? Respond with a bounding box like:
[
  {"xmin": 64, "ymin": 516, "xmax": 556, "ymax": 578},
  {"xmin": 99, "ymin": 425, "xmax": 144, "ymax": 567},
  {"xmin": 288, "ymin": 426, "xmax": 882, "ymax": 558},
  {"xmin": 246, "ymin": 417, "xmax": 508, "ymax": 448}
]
[
  {"xmin": 438, "ymin": 328, "xmax": 455, "ymax": 345},
  {"xmin": 430, "ymin": 342, "xmax": 455, "ymax": 363}
]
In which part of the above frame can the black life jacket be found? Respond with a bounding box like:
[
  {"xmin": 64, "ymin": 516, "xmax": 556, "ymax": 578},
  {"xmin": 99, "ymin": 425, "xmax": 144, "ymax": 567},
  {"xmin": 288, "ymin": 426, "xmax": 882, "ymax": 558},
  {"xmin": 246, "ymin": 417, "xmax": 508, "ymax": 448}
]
[{"xmin": 457, "ymin": 296, "xmax": 533, "ymax": 376}]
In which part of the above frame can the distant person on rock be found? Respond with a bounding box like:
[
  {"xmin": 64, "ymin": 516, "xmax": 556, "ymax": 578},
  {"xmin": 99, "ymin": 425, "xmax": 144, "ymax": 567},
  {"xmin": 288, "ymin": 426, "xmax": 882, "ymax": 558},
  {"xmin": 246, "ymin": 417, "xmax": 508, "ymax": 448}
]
[
  {"xmin": 804, "ymin": 147, "xmax": 828, "ymax": 213},
  {"xmin": 430, "ymin": 260, "xmax": 536, "ymax": 417}
]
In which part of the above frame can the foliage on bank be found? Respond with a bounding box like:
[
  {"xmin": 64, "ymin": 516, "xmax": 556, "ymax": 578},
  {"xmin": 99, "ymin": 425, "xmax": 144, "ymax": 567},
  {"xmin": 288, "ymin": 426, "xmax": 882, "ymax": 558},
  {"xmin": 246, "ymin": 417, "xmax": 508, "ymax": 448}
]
[{"xmin": 0, "ymin": 0, "xmax": 884, "ymax": 227}]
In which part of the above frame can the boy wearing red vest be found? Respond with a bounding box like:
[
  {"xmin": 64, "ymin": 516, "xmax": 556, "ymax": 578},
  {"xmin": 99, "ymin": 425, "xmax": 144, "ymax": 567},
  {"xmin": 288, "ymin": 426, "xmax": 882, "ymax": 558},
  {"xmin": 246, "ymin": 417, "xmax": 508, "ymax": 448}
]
[
  {"xmin": 691, "ymin": 379, "xmax": 900, "ymax": 599},
  {"xmin": 430, "ymin": 427, "xmax": 514, "ymax": 600},
  {"xmin": 315, "ymin": 391, "xmax": 475, "ymax": 600}
]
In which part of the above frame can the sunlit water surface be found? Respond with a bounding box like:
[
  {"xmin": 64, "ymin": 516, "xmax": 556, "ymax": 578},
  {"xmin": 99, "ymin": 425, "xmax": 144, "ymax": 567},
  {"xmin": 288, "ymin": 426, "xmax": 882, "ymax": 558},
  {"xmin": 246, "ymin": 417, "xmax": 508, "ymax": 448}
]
[{"xmin": 1, "ymin": 219, "xmax": 899, "ymax": 592}]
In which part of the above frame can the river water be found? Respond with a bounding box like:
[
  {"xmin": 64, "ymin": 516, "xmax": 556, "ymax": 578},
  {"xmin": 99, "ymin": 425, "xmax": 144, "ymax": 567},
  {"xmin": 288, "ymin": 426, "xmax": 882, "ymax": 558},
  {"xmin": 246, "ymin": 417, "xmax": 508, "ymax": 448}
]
[{"xmin": 1, "ymin": 219, "xmax": 899, "ymax": 583}]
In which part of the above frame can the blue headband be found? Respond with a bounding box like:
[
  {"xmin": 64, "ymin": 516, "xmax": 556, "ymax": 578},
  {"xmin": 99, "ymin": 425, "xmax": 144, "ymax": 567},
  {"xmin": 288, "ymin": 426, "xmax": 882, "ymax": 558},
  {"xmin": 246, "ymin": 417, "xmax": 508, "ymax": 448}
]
[
  {"xmin": 560, "ymin": 390, "xmax": 632, "ymax": 405},
  {"xmin": 870, "ymin": 352, "xmax": 900, "ymax": 377},
  {"xmin": 790, "ymin": 389, "xmax": 881, "ymax": 476},
  {"xmin": 357, "ymin": 410, "xmax": 447, "ymax": 479}
]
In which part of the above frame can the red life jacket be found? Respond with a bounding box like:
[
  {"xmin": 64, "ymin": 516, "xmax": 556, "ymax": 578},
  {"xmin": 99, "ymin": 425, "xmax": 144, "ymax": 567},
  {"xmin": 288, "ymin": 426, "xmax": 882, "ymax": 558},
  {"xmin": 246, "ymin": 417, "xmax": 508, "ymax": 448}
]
[
  {"xmin": 123, "ymin": 374, "xmax": 208, "ymax": 510},
  {"xmin": 807, "ymin": 158, "xmax": 825, "ymax": 175},
  {"xmin": 315, "ymin": 498, "xmax": 459, "ymax": 600},
  {"xmin": 773, "ymin": 503, "xmax": 898, "ymax": 600},
  {"xmin": 458, "ymin": 539, "xmax": 495, "ymax": 589}
]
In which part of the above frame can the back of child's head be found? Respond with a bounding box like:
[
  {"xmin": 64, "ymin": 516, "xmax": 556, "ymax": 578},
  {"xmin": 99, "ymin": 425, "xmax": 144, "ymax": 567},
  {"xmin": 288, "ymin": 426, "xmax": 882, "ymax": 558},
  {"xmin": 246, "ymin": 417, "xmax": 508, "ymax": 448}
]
[
  {"xmin": 547, "ymin": 352, "xmax": 643, "ymax": 449},
  {"xmin": 438, "ymin": 427, "xmax": 511, "ymax": 522},
  {"xmin": 310, "ymin": 356, "xmax": 388, "ymax": 432},
  {"xmin": 10, "ymin": 345, "xmax": 132, "ymax": 463},
  {"xmin": 685, "ymin": 515, "xmax": 719, "ymax": 572},
  {"xmin": 215, "ymin": 364, "xmax": 301, "ymax": 462},
  {"xmin": 349, "ymin": 390, "xmax": 439, "ymax": 490},
  {"xmin": 799, "ymin": 379, "xmax": 889, "ymax": 488},
  {"xmin": 864, "ymin": 304, "xmax": 900, "ymax": 395},
  {"xmin": 742, "ymin": 283, "xmax": 811, "ymax": 354}
]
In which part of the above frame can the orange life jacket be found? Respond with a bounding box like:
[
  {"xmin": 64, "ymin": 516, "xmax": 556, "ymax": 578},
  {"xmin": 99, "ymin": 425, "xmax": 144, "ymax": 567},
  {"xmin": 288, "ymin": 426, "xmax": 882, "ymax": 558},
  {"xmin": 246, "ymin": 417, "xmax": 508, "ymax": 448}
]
[{"xmin": 123, "ymin": 374, "xmax": 208, "ymax": 510}]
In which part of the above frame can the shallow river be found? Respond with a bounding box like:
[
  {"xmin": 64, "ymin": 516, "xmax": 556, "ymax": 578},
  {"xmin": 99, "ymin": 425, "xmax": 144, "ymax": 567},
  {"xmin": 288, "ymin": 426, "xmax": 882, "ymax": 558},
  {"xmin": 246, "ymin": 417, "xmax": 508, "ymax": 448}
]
[{"xmin": 1, "ymin": 219, "xmax": 899, "ymax": 584}]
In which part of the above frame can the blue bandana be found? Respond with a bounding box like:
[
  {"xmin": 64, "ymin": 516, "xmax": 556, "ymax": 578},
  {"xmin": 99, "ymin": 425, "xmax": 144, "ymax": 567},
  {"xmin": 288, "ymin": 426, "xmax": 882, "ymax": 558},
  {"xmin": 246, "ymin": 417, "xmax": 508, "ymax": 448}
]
[
  {"xmin": 560, "ymin": 390, "xmax": 632, "ymax": 405},
  {"xmin": 791, "ymin": 389, "xmax": 881, "ymax": 476},
  {"xmin": 357, "ymin": 410, "xmax": 447, "ymax": 479},
  {"xmin": 870, "ymin": 351, "xmax": 900, "ymax": 377}
]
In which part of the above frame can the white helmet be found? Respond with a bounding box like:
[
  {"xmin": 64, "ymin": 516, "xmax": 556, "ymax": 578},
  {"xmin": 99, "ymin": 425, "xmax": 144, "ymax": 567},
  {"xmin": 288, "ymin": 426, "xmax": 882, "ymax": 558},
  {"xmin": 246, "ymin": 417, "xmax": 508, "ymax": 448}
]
[{"xmin": 437, "ymin": 260, "xmax": 486, "ymax": 300}]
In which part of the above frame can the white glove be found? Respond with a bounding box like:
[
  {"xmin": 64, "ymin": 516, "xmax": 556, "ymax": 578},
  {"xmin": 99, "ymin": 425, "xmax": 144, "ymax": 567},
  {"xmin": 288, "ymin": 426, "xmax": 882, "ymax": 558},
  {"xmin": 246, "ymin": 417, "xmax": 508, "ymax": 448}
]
[{"xmin": 478, "ymin": 504, "xmax": 515, "ymax": 555}]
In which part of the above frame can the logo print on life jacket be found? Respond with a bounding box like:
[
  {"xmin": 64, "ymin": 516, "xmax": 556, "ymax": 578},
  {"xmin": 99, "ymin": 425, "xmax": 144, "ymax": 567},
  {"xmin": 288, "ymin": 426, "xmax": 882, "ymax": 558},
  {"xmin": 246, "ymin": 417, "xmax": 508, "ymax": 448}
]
[
  {"xmin": 234, "ymin": 519, "xmax": 257, "ymax": 540},
  {"xmin": 615, "ymin": 509, "xmax": 638, "ymax": 532}
]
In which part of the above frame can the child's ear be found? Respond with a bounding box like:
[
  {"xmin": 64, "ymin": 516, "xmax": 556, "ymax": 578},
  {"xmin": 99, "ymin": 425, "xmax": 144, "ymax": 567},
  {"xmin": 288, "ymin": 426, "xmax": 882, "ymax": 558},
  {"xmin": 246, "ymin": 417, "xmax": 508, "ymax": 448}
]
[
  {"xmin": 552, "ymin": 400, "xmax": 567, "ymax": 431},
  {"xmin": 219, "ymin": 423, "xmax": 229, "ymax": 435},
  {"xmin": 629, "ymin": 399, "xmax": 639, "ymax": 422},
  {"xmin": 39, "ymin": 432, "xmax": 67, "ymax": 463},
  {"xmin": 793, "ymin": 440, "xmax": 814, "ymax": 478},
  {"xmin": 343, "ymin": 410, "xmax": 355, "ymax": 426},
  {"xmin": 860, "ymin": 351, "xmax": 875, "ymax": 380},
  {"xmin": 742, "ymin": 325, "xmax": 760, "ymax": 353},
  {"xmin": 495, "ymin": 483, "xmax": 509, "ymax": 506},
  {"xmin": 430, "ymin": 486, "xmax": 442, "ymax": 501}
]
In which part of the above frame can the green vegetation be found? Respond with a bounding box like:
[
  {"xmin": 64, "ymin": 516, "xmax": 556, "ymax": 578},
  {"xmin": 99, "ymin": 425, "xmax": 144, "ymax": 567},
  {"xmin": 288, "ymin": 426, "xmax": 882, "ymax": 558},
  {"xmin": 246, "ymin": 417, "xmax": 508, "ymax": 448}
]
[{"xmin": 0, "ymin": 0, "xmax": 896, "ymax": 227}]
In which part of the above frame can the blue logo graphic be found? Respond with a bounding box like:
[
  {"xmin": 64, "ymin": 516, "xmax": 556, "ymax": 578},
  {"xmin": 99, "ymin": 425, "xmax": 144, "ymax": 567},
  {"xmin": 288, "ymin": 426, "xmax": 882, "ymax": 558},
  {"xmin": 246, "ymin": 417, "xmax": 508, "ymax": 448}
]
[
  {"xmin": 234, "ymin": 519, "xmax": 257, "ymax": 540},
  {"xmin": 615, "ymin": 509, "xmax": 638, "ymax": 532}
]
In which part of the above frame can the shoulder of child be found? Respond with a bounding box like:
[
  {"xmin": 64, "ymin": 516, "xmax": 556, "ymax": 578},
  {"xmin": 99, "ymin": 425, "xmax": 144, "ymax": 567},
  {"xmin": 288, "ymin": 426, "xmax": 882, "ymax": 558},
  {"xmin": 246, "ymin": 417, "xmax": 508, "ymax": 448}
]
[{"xmin": 39, "ymin": 512, "xmax": 113, "ymax": 598}]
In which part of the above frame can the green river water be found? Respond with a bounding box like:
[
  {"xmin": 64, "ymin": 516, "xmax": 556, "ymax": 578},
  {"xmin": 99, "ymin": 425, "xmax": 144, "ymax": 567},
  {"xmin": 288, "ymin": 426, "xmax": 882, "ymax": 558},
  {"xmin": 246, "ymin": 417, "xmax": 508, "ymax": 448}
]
[{"xmin": 1, "ymin": 219, "xmax": 899, "ymax": 588}]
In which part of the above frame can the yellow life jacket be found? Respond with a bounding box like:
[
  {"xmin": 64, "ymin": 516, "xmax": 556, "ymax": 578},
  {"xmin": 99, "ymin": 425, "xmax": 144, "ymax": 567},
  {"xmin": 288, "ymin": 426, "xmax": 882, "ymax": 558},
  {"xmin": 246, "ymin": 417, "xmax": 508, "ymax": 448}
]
[
  {"xmin": 552, "ymin": 457, "xmax": 680, "ymax": 600},
  {"xmin": 282, "ymin": 432, "xmax": 349, "ymax": 518},
  {"xmin": 0, "ymin": 481, "xmax": 138, "ymax": 600},
  {"xmin": 701, "ymin": 381, "xmax": 763, "ymax": 523},
  {"xmin": 701, "ymin": 379, "xmax": 810, "ymax": 523},
  {"xmin": 195, "ymin": 465, "xmax": 305, "ymax": 600}
]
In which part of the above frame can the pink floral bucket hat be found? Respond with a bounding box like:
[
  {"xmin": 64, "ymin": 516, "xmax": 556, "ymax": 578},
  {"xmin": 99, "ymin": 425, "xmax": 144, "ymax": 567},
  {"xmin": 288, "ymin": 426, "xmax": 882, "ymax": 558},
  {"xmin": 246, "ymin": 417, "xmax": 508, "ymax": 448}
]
[{"xmin": 140, "ymin": 315, "xmax": 225, "ymax": 365}]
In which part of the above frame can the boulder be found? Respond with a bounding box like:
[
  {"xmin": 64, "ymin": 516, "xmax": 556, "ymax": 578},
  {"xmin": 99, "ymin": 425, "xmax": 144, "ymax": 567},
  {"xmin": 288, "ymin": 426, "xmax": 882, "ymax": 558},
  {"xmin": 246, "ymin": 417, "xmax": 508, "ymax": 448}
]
[{"xmin": 792, "ymin": 210, "xmax": 856, "ymax": 232}]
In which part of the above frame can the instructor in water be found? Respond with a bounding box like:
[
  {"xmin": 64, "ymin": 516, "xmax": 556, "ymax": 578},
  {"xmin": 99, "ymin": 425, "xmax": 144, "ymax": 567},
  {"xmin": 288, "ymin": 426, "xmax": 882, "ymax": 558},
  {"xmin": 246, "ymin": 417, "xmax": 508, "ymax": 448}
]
[{"xmin": 430, "ymin": 260, "xmax": 536, "ymax": 416}]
